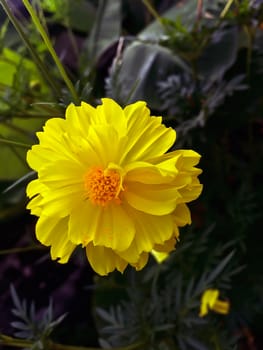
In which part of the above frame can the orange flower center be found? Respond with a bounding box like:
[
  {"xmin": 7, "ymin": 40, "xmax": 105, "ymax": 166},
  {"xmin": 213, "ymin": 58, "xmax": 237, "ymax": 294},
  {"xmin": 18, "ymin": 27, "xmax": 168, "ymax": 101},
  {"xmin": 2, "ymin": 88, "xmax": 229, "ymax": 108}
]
[{"xmin": 84, "ymin": 167, "xmax": 122, "ymax": 206}]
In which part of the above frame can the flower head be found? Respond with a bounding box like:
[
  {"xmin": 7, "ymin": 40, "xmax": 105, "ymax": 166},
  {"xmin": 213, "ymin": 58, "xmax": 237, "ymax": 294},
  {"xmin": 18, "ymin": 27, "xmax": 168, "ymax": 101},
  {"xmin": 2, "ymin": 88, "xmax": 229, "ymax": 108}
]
[
  {"xmin": 199, "ymin": 289, "xmax": 230, "ymax": 317},
  {"xmin": 26, "ymin": 98, "xmax": 202, "ymax": 275}
]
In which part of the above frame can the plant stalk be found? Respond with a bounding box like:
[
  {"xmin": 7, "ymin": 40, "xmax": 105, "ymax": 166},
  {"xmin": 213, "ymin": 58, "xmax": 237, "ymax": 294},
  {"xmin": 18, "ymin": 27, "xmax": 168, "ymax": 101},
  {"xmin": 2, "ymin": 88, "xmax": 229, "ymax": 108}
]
[
  {"xmin": 0, "ymin": 0, "xmax": 61, "ymax": 98},
  {"xmin": 22, "ymin": 0, "xmax": 80, "ymax": 105},
  {"xmin": 142, "ymin": 0, "xmax": 164, "ymax": 26},
  {"xmin": 0, "ymin": 245, "xmax": 44, "ymax": 256},
  {"xmin": 0, "ymin": 334, "xmax": 145, "ymax": 350},
  {"xmin": 0, "ymin": 137, "xmax": 31, "ymax": 148},
  {"xmin": 220, "ymin": 0, "xmax": 235, "ymax": 18}
]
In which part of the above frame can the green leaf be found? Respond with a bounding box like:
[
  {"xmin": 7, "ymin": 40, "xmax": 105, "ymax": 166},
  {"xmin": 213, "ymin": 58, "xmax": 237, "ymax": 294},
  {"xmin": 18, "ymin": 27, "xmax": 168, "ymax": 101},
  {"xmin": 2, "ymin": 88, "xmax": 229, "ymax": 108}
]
[
  {"xmin": 0, "ymin": 48, "xmax": 51, "ymax": 180},
  {"xmin": 0, "ymin": 48, "xmax": 48, "ymax": 92},
  {"xmin": 0, "ymin": 48, "xmax": 39, "ymax": 89},
  {"xmin": 139, "ymin": 0, "xmax": 218, "ymax": 41},
  {"xmin": 39, "ymin": 0, "xmax": 61, "ymax": 12},
  {"xmin": 66, "ymin": 0, "xmax": 96, "ymax": 32},
  {"xmin": 0, "ymin": 58, "xmax": 16, "ymax": 86},
  {"xmin": 40, "ymin": 0, "xmax": 96, "ymax": 32},
  {"xmin": 206, "ymin": 250, "xmax": 235, "ymax": 284},
  {"xmin": 114, "ymin": 41, "xmax": 190, "ymax": 109},
  {"xmin": 0, "ymin": 117, "xmax": 46, "ymax": 180}
]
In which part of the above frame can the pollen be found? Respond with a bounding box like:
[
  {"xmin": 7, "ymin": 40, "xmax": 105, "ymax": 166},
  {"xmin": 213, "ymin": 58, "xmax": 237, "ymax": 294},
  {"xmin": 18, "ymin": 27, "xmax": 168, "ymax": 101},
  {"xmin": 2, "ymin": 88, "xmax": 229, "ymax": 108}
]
[{"xmin": 84, "ymin": 167, "xmax": 123, "ymax": 206}]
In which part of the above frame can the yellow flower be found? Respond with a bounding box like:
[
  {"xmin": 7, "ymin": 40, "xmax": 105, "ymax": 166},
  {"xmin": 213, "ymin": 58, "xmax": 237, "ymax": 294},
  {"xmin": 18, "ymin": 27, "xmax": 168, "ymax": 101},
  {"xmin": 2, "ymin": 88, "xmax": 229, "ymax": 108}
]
[
  {"xmin": 199, "ymin": 289, "xmax": 230, "ymax": 317},
  {"xmin": 26, "ymin": 98, "xmax": 202, "ymax": 275}
]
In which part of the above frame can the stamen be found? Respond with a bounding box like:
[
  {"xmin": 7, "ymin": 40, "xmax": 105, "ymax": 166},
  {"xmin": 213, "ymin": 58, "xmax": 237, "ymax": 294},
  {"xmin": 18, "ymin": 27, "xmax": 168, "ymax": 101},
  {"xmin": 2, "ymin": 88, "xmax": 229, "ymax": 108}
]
[{"xmin": 84, "ymin": 167, "xmax": 122, "ymax": 206}]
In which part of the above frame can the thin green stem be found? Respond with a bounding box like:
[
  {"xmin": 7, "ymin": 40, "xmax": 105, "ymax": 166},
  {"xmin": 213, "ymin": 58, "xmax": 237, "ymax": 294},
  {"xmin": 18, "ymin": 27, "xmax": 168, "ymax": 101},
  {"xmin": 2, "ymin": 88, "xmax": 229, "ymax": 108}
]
[
  {"xmin": 1, "ymin": 112, "xmax": 59, "ymax": 119},
  {"xmin": 0, "ymin": 121, "xmax": 35, "ymax": 139},
  {"xmin": 0, "ymin": 334, "xmax": 33, "ymax": 348},
  {"xmin": 0, "ymin": 0, "xmax": 61, "ymax": 98},
  {"xmin": 0, "ymin": 334, "xmax": 145, "ymax": 350},
  {"xmin": 220, "ymin": 0, "xmax": 235, "ymax": 18},
  {"xmin": 0, "ymin": 245, "xmax": 44, "ymax": 256},
  {"xmin": 0, "ymin": 137, "xmax": 30, "ymax": 148},
  {"xmin": 142, "ymin": 0, "xmax": 164, "ymax": 26},
  {"xmin": 22, "ymin": 0, "xmax": 80, "ymax": 105},
  {"xmin": 49, "ymin": 340, "xmax": 144, "ymax": 350}
]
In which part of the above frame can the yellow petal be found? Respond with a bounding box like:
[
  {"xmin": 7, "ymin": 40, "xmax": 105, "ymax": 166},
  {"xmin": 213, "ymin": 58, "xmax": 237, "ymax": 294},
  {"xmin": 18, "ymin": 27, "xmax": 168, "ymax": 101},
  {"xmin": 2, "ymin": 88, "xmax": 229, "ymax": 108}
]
[
  {"xmin": 173, "ymin": 150, "xmax": 202, "ymax": 170},
  {"xmin": 50, "ymin": 236, "xmax": 76, "ymax": 264},
  {"xmin": 178, "ymin": 179, "xmax": 203, "ymax": 203},
  {"xmin": 86, "ymin": 243, "xmax": 128, "ymax": 275},
  {"xmin": 126, "ymin": 122, "xmax": 175, "ymax": 162},
  {"xmin": 132, "ymin": 210, "xmax": 174, "ymax": 251},
  {"xmin": 199, "ymin": 302, "xmax": 209, "ymax": 317},
  {"xmin": 65, "ymin": 102, "xmax": 95, "ymax": 137},
  {"xmin": 151, "ymin": 251, "xmax": 169, "ymax": 263},
  {"xmin": 39, "ymin": 159, "xmax": 85, "ymax": 189},
  {"xmin": 36, "ymin": 215, "xmax": 65, "ymax": 245},
  {"xmin": 69, "ymin": 201, "xmax": 135, "ymax": 252},
  {"xmin": 79, "ymin": 101, "xmax": 98, "ymax": 124},
  {"xmin": 27, "ymin": 145, "xmax": 55, "ymax": 172},
  {"xmin": 26, "ymin": 194, "xmax": 43, "ymax": 216},
  {"xmin": 130, "ymin": 252, "xmax": 149, "ymax": 271},
  {"xmin": 173, "ymin": 203, "xmax": 191, "ymax": 227},
  {"xmin": 36, "ymin": 117, "xmax": 97, "ymax": 166},
  {"xmin": 68, "ymin": 200, "xmax": 100, "ymax": 245},
  {"xmin": 87, "ymin": 125, "xmax": 122, "ymax": 166},
  {"xmin": 26, "ymin": 179, "xmax": 46, "ymax": 198},
  {"xmin": 98, "ymin": 98, "xmax": 127, "ymax": 136},
  {"xmin": 93, "ymin": 204, "xmax": 135, "ymax": 251},
  {"xmin": 124, "ymin": 182, "xmax": 181, "ymax": 215},
  {"xmin": 125, "ymin": 161, "xmax": 175, "ymax": 184},
  {"xmin": 151, "ymin": 236, "xmax": 177, "ymax": 263},
  {"xmin": 199, "ymin": 289, "xmax": 219, "ymax": 317},
  {"xmin": 37, "ymin": 119, "xmax": 67, "ymax": 149},
  {"xmin": 153, "ymin": 153, "xmax": 181, "ymax": 175},
  {"xmin": 42, "ymin": 116, "xmax": 66, "ymax": 136},
  {"xmin": 119, "ymin": 210, "xmax": 174, "ymax": 264},
  {"xmin": 35, "ymin": 215, "xmax": 76, "ymax": 263},
  {"xmin": 212, "ymin": 300, "xmax": 230, "ymax": 314},
  {"xmin": 27, "ymin": 119, "xmax": 79, "ymax": 172},
  {"xmin": 199, "ymin": 289, "xmax": 230, "ymax": 317},
  {"xmin": 153, "ymin": 235, "xmax": 177, "ymax": 252},
  {"xmin": 122, "ymin": 101, "xmax": 176, "ymax": 163},
  {"xmin": 40, "ymin": 186, "xmax": 83, "ymax": 217}
]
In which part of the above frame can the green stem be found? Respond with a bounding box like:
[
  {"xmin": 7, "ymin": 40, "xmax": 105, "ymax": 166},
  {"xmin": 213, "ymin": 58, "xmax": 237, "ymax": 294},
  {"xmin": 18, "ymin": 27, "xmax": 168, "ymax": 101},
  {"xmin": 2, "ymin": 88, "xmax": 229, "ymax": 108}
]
[
  {"xmin": 22, "ymin": 0, "xmax": 80, "ymax": 105},
  {"xmin": 0, "ymin": 137, "xmax": 31, "ymax": 148},
  {"xmin": 0, "ymin": 245, "xmax": 44, "ymax": 256},
  {"xmin": 142, "ymin": 0, "xmax": 164, "ymax": 26},
  {"xmin": 1, "ymin": 113, "xmax": 59, "ymax": 119},
  {"xmin": 0, "ymin": 334, "xmax": 33, "ymax": 348},
  {"xmin": 0, "ymin": 0, "xmax": 61, "ymax": 98},
  {"xmin": 0, "ymin": 121, "xmax": 35, "ymax": 139},
  {"xmin": 0, "ymin": 334, "xmax": 144, "ymax": 350},
  {"xmin": 220, "ymin": 0, "xmax": 235, "ymax": 18},
  {"xmin": 49, "ymin": 340, "xmax": 144, "ymax": 350}
]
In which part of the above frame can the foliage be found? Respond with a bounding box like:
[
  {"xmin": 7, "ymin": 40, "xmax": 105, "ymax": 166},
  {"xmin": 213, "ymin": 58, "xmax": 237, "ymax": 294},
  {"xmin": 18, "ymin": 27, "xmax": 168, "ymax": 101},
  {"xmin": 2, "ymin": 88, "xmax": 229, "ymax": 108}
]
[
  {"xmin": 9, "ymin": 285, "xmax": 66, "ymax": 350},
  {"xmin": 95, "ymin": 226, "xmax": 240, "ymax": 350},
  {"xmin": 0, "ymin": 0, "xmax": 263, "ymax": 350}
]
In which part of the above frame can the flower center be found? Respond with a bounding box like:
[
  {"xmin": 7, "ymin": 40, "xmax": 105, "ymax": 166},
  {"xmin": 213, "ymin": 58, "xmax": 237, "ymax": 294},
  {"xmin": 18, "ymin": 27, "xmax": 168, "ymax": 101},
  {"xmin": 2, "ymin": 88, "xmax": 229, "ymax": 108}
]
[{"xmin": 84, "ymin": 167, "xmax": 122, "ymax": 206}]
